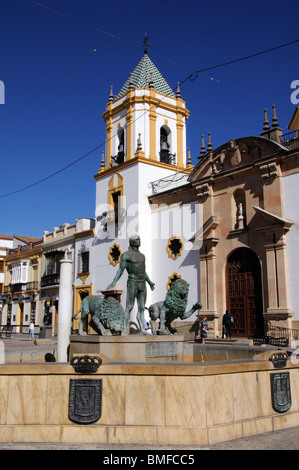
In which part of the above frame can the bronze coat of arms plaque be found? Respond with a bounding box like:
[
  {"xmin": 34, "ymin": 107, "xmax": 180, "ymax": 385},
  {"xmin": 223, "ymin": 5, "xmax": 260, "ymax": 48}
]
[
  {"xmin": 69, "ymin": 379, "xmax": 102, "ymax": 424},
  {"xmin": 270, "ymin": 372, "xmax": 292, "ymax": 414}
]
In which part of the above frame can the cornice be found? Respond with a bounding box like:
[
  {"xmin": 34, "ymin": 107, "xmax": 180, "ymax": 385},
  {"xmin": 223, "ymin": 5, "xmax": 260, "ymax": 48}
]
[
  {"xmin": 102, "ymin": 89, "xmax": 189, "ymax": 122},
  {"xmin": 5, "ymin": 246, "xmax": 43, "ymax": 262},
  {"xmin": 94, "ymin": 155, "xmax": 190, "ymax": 181},
  {"xmin": 74, "ymin": 229, "xmax": 95, "ymax": 240}
]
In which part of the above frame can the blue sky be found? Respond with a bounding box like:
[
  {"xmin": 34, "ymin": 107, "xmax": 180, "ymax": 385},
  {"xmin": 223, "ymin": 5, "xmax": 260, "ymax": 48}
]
[{"xmin": 0, "ymin": 0, "xmax": 298, "ymax": 238}]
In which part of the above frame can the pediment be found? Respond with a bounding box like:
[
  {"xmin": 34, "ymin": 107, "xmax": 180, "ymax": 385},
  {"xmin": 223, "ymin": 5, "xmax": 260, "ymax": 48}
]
[
  {"xmin": 189, "ymin": 215, "xmax": 220, "ymax": 245},
  {"xmin": 253, "ymin": 206, "xmax": 293, "ymax": 231},
  {"xmin": 189, "ymin": 136, "xmax": 286, "ymax": 183}
]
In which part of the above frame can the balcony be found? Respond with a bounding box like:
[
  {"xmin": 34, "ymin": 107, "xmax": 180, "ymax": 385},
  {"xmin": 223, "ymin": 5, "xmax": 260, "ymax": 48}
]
[
  {"xmin": 40, "ymin": 273, "xmax": 60, "ymax": 287},
  {"xmin": 280, "ymin": 130, "xmax": 299, "ymax": 150},
  {"xmin": 4, "ymin": 281, "xmax": 39, "ymax": 294}
]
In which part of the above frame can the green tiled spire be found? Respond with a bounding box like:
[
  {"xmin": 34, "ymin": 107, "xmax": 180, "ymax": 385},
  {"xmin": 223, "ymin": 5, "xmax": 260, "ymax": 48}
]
[{"xmin": 115, "ymin": 53, "xmax": 176, "ymax": 99}]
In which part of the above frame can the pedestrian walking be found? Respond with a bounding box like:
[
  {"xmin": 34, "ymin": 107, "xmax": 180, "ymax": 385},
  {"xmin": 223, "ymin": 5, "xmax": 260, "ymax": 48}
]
[
  {"xmin": 222, "ymin": 319, "xmax": 226, "ymax": 339},
  {"xmin": 223, "ymin": 310, "xmax": 233, "ymax": 339},
  {"xmin": 29, "ymin": 322, "xmax": 35, "ymax": 340},
  {"xmin": 200, "ymin": 316, "xmax": 208, "ymax": 344}
]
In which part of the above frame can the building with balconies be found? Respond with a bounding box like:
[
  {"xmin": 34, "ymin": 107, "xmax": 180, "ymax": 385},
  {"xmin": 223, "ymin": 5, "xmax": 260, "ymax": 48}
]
[
  {"xmin": 2, "ymin": 236, "xmax": 43, "ymax": 333},
  {"xmin": 0, "ymin": 234, "xmax": 13, "ymax": 323},
  {"xmin": 40, "ymin": 218, "xmax": 94, "ymax": 336}
]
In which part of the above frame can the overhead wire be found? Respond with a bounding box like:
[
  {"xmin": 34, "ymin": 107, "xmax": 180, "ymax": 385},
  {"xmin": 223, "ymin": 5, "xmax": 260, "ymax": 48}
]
[
  {"xmin": 0, "ymin": 37, "xmax": 298, "ymax": 199},
  {"xmin": 179, "ymin": 39, "xmax": 299, "ymax": 87},
  {"xmin": 2, "ymin": 2, "xmax": 299, "ymax": 197},
  {"xmin": 0, "ymin": 0, "xmax": 165, "ymax": 126}
]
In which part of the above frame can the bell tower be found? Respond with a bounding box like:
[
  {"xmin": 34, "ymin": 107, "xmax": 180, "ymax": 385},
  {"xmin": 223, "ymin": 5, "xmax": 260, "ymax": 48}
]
[
  {"xmin": 97, "ymin": 45, "xmax": 190, "ymax": 173},
  {"xmin": 91, "ymin": 41, "xmax": 194, "ymax": 310}
]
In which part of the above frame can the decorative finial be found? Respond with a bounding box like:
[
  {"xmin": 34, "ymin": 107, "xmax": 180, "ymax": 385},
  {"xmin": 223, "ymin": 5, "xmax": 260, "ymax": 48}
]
[
  {"xmin": 129, "ymin": 73, "xmax": 134, "ymax": 90},
  {"xmin": 100, "ymin": 151, "xmax": 105, "ymax": 168},
  {"xmin": 176, "ymin": 82, "xmax": 181, "ymax": 98},
  {"xmin": 200, "ymin": 135, "xmax": 206, "ymax": 155},
  {"xmin": 137, "ymin": 133, "xmax": 142, "ymax": 151},
  {"xmin": 109, "ymin": 85, "xmax": 114, "ymax": 102},
  {"xmin": 187, "ymin": 148, "xmax": 192, "ymax": 165},
  {"xmin": 263, "ymin": 108, "xmax": 270, "ymax": 130},
  {"xmin": 272, "ymin": 104, "xmax": 279, "ymax": 128},
  {"xmin": 141, "ymin": 33, "xmax": 151, "ymax": 54},
  {"xmin": 207, "ymin": 132, "xmax": 213, "ymax": 152},
  {"xmin": 149, "ymin": 72, "xmax": 154, "ymax": 88}
]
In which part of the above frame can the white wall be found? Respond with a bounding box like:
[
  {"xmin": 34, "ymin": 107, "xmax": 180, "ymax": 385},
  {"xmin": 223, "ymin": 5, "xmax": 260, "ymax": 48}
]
[
  {"xmin": 150, "ymin": 201, "xmax": 200, "ymax": 321},
  {"xmin": 92, "ymin": 162, "xmax": 194, "ymax": 316},
  {"xmin": 282, "ymin": 172, "xmax": 299, "ymax": 321}
]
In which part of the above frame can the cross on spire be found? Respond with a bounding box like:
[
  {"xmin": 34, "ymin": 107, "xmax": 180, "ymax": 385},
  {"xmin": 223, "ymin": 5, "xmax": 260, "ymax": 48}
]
[{"xmin": 141, "ymin": 34, "xmax": 152, "ymax": 54}]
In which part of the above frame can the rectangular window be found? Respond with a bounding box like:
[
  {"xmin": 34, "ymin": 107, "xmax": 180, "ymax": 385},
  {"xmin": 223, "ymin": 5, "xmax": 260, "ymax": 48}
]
[
  {"xmin": 112, "ymin": 191, "xmax": 121, "ymax": 228},
  {"xmin": 30, "ymin": 302, "xmax": 36, "ymax": 323},
  {"xmin": 81, "ymin": 251, "xmax": 89, "ymax": 273},
  {"xmin": 6, "ymin": 303, "xmax": 12, "ymax": 325}
]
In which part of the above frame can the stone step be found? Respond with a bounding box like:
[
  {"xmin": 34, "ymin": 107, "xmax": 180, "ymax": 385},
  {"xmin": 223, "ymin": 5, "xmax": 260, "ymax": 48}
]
[{"xmin": 195, "ymin": 336, "xmax": 241, "ymax": 345}]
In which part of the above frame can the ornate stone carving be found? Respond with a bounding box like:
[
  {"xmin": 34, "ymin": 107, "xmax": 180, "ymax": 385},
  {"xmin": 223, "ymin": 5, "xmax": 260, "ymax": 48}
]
[
  {"xmin": 260, "ymin": 162, "xmax": 278, "ymax": 178},
  {"xmin": 196, "ymin": 183, "xmax": 210, "ymax": 198},
  {"xmin": 227, "ymin": 139, "xmax": 242, "ymax": 167}
]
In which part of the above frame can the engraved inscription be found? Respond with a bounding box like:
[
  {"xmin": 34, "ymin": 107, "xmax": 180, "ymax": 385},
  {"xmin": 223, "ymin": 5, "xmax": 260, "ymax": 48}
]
[
  {"xmin": 69, "ymin": 379, "xmax": 102, "ymax": 424},
  {"xmin": 271, "ymin": 372, "xmax": 292, "ymax": 413},
  {"xmin": 146, "ymin": 341, "xmax": 178, "ymax": 358}
]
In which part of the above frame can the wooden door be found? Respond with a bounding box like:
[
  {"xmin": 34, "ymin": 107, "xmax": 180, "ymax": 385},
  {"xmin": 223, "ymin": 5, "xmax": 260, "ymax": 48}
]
[
  {"xmin": 19, "ymin": 302, "xmax": 24, "ymax": 333},
  {"xmin": 73, "ymin": 288, "xmax": 92, "ymax": 334},
  {"xmin": 226, "ymin": 248, "xmax": 263, "ymax": 337}
]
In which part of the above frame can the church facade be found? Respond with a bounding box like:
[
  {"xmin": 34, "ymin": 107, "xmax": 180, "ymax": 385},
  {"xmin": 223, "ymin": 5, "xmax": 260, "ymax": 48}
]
[
  {"xmin": 73, "ymin": 51, "xmax": 299, "ymax": 340},
  {"xmin": 188, "ymin": 106, "xmax": 299, "ymax": 339}
]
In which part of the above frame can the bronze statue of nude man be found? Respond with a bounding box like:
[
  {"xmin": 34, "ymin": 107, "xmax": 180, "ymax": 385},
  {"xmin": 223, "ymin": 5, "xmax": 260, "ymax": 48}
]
[{"xmin": 107, "ymin": 234, "xmax": 155, "ymax": 334}]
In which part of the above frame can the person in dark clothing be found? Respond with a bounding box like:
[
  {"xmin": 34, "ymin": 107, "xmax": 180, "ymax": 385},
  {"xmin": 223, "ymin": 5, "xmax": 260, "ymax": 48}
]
[
  {"xmin": 223, "ymin": 310, "xmax": 233, "ymax": 339},
  {"xmin": 200, "ymin": 317, "xmax": 208, "ymax": 344}
]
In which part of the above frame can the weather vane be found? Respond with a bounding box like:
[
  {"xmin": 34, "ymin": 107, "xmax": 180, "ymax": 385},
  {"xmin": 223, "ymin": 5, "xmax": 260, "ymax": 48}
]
[{"xmin": 142, "ymin": 34, "xmax": 152, "ymax": 54}]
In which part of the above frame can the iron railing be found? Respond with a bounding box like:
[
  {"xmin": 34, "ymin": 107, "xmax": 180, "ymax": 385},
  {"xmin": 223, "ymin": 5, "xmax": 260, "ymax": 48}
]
[
  {"xmin": 280, "ymin": 130, "xmax": 299, "ymax": 149},
  {"xmin": 251, "ymin": 323, "xmax": 299, "ymax": 347},
  {"xmin": 40, "ymin": 273, "xmax": 60, "ymax": 287},
  {"xmin": 4, "ymin": 282, "xmax": 39, "ymax": 294}
]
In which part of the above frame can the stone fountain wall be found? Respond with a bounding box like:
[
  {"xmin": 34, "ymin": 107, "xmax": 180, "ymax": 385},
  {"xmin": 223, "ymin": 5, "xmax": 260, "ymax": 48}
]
[{"xmin": 0, "ymin": 357, "xmax": 298, "ymax": 446}]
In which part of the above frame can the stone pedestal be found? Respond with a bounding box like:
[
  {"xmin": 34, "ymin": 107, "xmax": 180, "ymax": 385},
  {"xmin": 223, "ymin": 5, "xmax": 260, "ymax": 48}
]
[{"xmin": 69, "ymin": 334, "xmax": 184, "ymax": 363}]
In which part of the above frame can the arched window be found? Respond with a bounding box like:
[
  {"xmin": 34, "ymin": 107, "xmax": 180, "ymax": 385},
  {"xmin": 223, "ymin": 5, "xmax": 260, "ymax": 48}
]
[
  {"xmin": 117, "ymin": 127, "xmax": 125, "ymax": 163},
  {"xmin": 160, "ymin": 125, "xmax": 172, "ymax": 163},
  {"xmin": 111, "ymin": 128, "xmax": 125, "ymax": 166}
]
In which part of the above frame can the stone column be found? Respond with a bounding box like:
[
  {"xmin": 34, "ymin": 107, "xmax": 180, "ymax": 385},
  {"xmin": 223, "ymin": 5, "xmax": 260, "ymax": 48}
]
[
  {"xmin": 199, "ymin": 239, "xmax": 219, "ymax": 336},
  {"xmin": 57, "ymin": 256, "xmax": 73, "ymax": 362}
]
